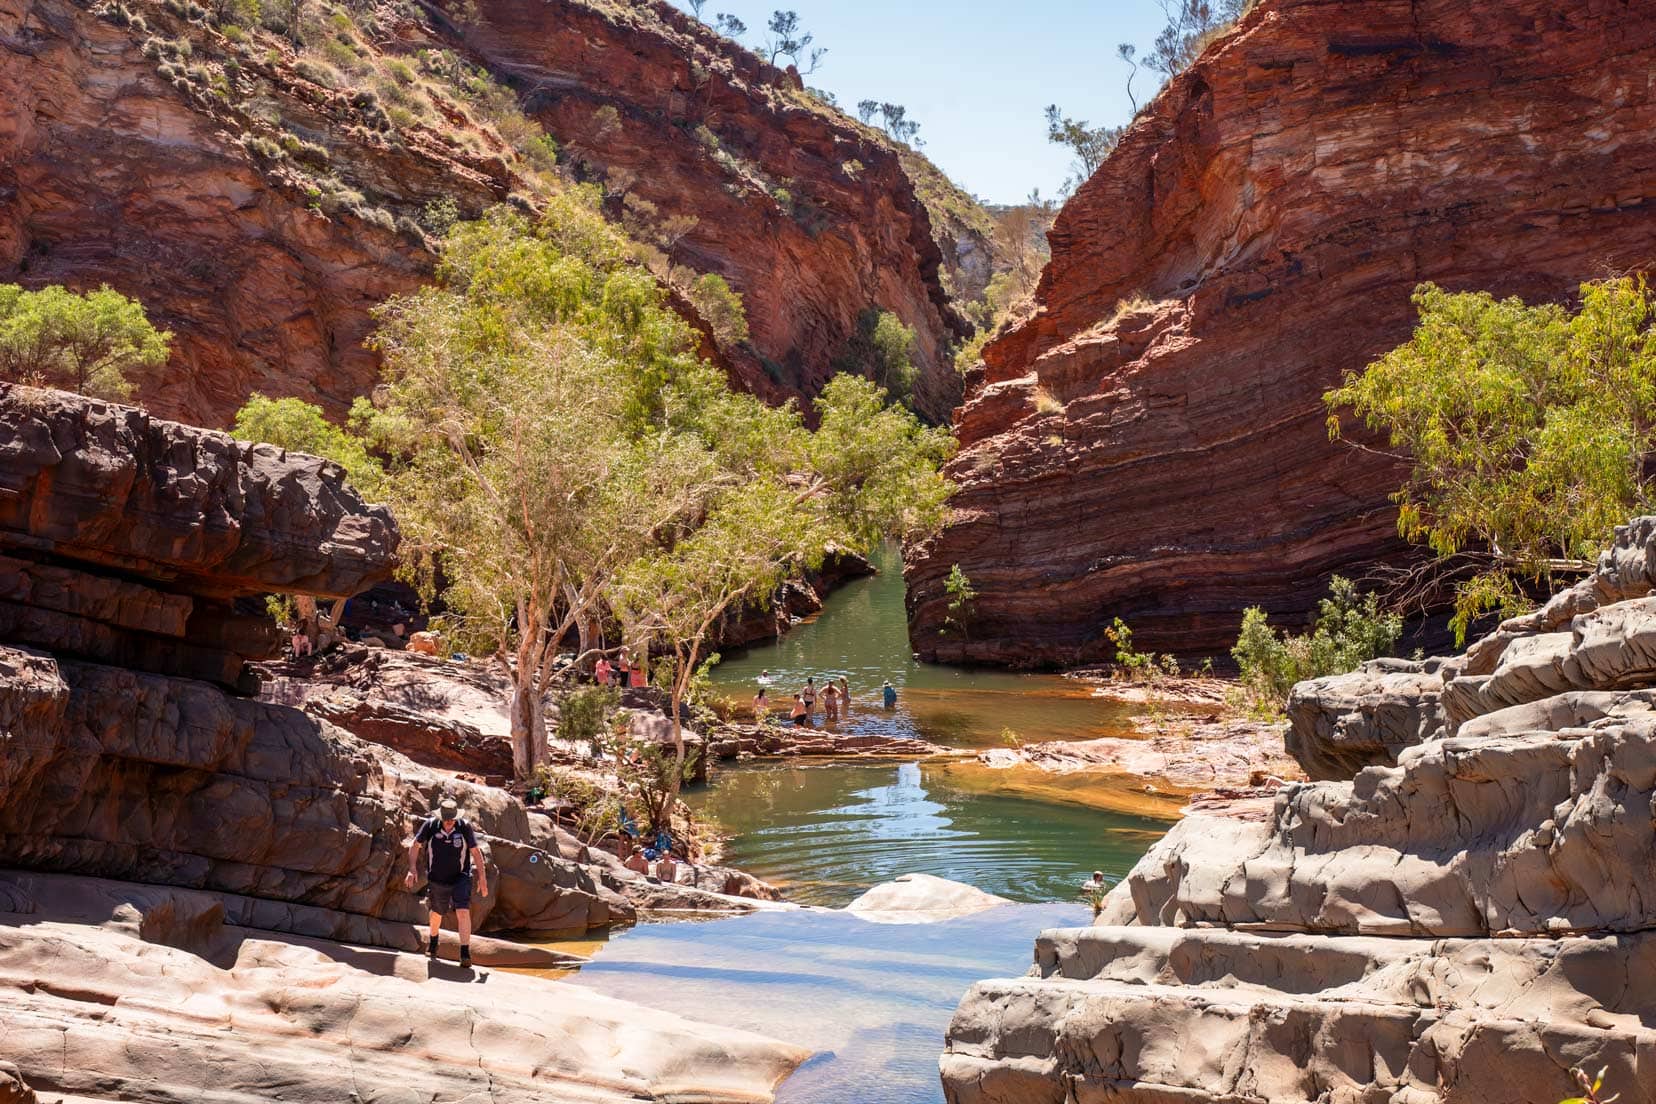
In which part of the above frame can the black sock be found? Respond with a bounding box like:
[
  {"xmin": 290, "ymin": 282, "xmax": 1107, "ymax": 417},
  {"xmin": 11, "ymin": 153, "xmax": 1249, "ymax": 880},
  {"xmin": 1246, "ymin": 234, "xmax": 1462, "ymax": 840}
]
[
  {"xmin": 428, "ymin": 935, "xmax": 438, "ymax": 955},
  {"xmin": 459, "ymin": 944, "xmax": 471, "ymax": 962}
]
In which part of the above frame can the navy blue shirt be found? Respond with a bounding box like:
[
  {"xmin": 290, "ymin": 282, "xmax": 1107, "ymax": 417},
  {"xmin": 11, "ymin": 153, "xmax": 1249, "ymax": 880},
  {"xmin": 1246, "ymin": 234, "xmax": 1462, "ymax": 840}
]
[{"xmin": 415, "ymin": 817, "xmax": 477, "ymax": 884}]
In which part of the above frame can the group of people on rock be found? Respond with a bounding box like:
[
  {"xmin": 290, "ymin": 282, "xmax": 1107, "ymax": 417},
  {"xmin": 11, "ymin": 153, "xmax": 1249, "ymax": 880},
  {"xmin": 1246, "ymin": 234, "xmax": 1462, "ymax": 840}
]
[
  {"xmin": 751, "ymin": 671, "xmax": 899, "ymax": 727},
  {"xmin": 593, "ymin": 649, "xmax": 649, "ymax": 690}
]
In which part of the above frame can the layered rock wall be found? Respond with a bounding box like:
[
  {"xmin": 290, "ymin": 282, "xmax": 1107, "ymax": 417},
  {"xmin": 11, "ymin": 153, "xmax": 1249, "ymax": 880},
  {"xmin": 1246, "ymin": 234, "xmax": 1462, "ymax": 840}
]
[
  {"xmin": 0, "ymin": 387, "xmax": 634, "ymax": 951},
  {"xmin": 449, "ymin": 0, "xmax": 969, "ymax": 419},
  {"xmin": 909, "ymin": 0, "xmax": 1656, "ymax": 663},
  {"xmin": 941, "ymin": 516, "xmax": 1656, "ymax": 1103},
  {"xmin": 2, "ymin": 0, "xmax": 971, "ymax": 426}
]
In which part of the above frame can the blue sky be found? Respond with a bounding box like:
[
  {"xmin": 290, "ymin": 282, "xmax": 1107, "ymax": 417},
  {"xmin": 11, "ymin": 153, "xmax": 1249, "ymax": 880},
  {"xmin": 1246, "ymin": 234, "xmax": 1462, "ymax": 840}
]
[{"xmin": 666, "ymin": 0, "xmax": 1171, "ymax": 206}]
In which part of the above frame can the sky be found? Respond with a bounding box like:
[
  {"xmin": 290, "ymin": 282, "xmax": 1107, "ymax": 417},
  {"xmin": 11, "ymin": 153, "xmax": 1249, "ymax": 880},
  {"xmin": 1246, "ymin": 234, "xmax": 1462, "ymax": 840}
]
[{"xmin": 665, "ymin": 0, "xmax": 1172, "ymax": 206}]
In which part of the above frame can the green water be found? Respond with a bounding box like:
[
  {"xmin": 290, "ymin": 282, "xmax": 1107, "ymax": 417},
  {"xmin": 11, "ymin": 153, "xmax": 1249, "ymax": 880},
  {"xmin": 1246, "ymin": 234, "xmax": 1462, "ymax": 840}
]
[
  {"xmin": 711, "ymin": 546, "xmax": 1141, "ymax": 748},
  {"xmin": 685, "ymin": 759, "xmax": 1164, "ymax": 906},
  {"xmin": 555, "ymin": 545, "xmax": 1168, "ymax": 1104}
]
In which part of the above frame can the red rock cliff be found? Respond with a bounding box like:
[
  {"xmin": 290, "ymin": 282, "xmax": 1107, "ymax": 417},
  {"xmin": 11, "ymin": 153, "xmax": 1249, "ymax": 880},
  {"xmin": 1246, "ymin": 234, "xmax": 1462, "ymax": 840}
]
[
  {"xmin": 907, "ymin": 0, "xmax": 1656, "ymax": 665},
  {"xmin": 445, "ymin": 0, "xmax": 969, "ymax": 420},
  {"xmin": 0, "ymin": 0, "xmax": 970, "ymax": 427}
]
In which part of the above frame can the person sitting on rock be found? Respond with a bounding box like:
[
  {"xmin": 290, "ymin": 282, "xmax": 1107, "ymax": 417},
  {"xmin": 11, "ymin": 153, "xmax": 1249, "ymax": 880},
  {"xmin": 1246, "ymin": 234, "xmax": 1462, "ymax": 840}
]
[
  {"xmin": 624, "ymin": 846, "xmax": 651, "ymax": 875},
  {"xmin": 405, "ymin": 797, "xmax": 488, "ymax": 970},
  {"xmin": 654, "ymin": 851, "xmax": 678, "ymax": 883}
]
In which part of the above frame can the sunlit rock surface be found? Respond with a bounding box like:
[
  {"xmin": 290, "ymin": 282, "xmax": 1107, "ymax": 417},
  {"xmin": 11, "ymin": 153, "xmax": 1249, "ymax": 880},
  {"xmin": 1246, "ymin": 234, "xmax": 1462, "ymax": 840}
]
[{"xmin": 942, "ymin": 517, "xmax": 1656, "ymax": 1103}]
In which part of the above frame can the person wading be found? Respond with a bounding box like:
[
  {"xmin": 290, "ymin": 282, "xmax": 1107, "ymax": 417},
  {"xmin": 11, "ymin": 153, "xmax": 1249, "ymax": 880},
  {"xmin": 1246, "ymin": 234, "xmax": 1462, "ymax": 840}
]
[{"xmin": 405, "ymin": 797, "xmax": 488, "ymax": 969}]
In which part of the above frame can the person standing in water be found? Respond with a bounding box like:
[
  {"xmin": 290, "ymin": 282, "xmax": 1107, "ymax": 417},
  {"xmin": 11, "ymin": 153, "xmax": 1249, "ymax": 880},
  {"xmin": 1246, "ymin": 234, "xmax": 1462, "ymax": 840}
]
[
  {"xmin": 789, "ymin": 693, "xmax": 810, "ymax": 726},
  {"xmin": 837, "ymin": 676, "xmax": 850, "ymax": 713},
  {"xmin": 822, "ymin": 681, "xmax": 840, "ymax": 723},
  {"xmin": 882, "ymin": 681, "xmax": 898, "ymax": 709},
  {"xmin": 801, "ymin": 677, "xmax": 817, "ymax": 719},
  {"xmin": 753, "ymin": 685, "xmax": 770, "ymax": 721}
]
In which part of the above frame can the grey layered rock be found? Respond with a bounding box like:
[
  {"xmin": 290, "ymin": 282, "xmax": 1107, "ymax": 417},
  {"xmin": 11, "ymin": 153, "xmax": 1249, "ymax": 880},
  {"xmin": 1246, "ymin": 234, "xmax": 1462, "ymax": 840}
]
[
  {"xmin": 943, "ymin": 516, "xmax": 1656, "ymax": 1104},
  {"xmin": 1285, "ymin": 659, "xmax": 1445, "ymax": 780}
]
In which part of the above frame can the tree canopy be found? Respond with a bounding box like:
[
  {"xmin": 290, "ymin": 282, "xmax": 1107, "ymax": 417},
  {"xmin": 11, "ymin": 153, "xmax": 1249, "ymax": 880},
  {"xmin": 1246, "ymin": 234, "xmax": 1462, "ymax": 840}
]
[
  {"xmin": 1325, "ymin": 277, "xmax": 1656, "ymax": 640},
  {"xmin": 350, "ymin": 195, "xmax": 954, "ymax": 780},
  {"xmin": 0, "ymin": 283, "xmax": 171, "ymax": 400}
]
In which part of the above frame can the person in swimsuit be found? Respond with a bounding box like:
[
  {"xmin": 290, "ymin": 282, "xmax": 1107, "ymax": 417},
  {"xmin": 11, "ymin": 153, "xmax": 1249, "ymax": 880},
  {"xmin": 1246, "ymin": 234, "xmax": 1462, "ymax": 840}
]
[{"xmin": 822, "ymin": 682, "xmax": 840, "ymax": 723}]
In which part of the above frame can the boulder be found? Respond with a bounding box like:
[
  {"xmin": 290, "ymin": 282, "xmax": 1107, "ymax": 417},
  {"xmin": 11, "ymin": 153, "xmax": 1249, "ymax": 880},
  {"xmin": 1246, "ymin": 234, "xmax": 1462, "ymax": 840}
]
[
  {"xmin": 1285, "ymin": 659, "xmax": 1446, "ymax": 780},
  {"xmin": 0, "ymin": 643, "xmax": 632, "ymax": 942},
  {"xmin": 0, "ymin": 386, "xmax": 397, "ymax": 688},
  {"xmin": 845, "ymin": 874, "xmax": 1010, "ymax": 924}
]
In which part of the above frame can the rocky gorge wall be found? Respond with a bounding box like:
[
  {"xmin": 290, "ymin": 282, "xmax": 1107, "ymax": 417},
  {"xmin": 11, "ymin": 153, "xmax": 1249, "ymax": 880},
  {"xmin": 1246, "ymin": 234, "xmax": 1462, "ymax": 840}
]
[
  {"xmin": 1, "ymin": 0, "xmax": 975, "ymax": 427},
  {"xmin": 940, "ymin": 515, "xmax": 1656, "ymax": 1104},
  {"xmin": 448, "ymin": 0, "xmax": 973, "ymax": 420},
  {"xmin": 908, "ymin": 0, "xmax": 1656, "ymax": 664}
]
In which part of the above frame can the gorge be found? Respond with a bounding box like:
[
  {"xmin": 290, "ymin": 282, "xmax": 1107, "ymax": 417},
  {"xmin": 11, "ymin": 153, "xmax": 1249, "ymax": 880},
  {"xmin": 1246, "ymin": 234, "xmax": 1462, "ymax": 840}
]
[{"xmin": 5, "ymin": 0, "xmax": 1656, "ymax": 1101}]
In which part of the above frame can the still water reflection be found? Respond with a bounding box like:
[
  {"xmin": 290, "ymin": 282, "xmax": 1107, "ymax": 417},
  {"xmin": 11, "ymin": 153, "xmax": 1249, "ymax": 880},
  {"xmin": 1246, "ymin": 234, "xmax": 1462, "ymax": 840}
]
[
  {"xmin": 685, "ymin": 759, "xmax": 1165, "ymax": 907},
  {"xmin": 558, "ymin": 902, "xmax": 1091, "ymax": 1104}
]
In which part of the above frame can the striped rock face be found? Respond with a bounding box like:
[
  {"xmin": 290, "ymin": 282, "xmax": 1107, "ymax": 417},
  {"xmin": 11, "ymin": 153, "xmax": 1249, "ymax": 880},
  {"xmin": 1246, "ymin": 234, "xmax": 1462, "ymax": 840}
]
[{"xmin": 907, "ymin": 0, "xmax": 1656, "ymax": 665}]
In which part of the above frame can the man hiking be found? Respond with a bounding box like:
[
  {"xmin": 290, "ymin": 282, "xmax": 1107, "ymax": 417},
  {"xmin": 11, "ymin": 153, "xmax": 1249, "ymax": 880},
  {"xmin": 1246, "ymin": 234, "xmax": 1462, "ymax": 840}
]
[{"xmin": 405, "ymin": 797, "xmax": 489, "ymax": 969}]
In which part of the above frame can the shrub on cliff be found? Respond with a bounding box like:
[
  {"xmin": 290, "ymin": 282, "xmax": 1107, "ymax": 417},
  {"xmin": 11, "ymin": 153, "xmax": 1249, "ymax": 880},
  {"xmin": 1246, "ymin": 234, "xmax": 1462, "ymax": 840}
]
[
  {"xmin": 1326, "ymin": 277, "xmax": 1656, "ymax": 641},
  {"xmin": 1231, "ymin": 577, "xmax": 1402, "ymax": 714},
  {"xmin": 687, "ymin": 272, "xmax": 749, "ymax": 350},
  {"xmin": 0, "ymin": 284, "xmax": 171, "ymax": 400}
]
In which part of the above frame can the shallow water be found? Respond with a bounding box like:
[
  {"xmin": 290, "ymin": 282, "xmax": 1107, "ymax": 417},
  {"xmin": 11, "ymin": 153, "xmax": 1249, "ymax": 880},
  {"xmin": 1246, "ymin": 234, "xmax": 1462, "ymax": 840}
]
[
  {"xmin": 711, "ymin": 546, "xmax": 1141, "ymax": 749},
  {"xmin": 554, "ymin": 902, "xmax": 1091, "ymax": 1104},
  {"xmin": 551, "ymin": 545, "xmax": 1168, "ymax": 1103},
  {"xmin": 685, "ymin": 759, "xmax": 1164, "ymax": 907}
]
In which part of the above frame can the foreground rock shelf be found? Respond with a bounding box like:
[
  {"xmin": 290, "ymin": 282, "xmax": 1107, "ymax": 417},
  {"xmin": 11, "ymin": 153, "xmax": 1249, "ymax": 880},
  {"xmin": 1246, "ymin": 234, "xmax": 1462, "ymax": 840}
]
[{"xmin": 941, "ymin": 517, "xmax": 1656, "ymax": 1104}]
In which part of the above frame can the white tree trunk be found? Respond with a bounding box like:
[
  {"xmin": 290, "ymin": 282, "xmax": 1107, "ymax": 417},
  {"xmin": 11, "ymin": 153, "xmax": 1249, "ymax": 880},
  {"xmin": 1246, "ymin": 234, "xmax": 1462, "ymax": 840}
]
[{"xmin": 509, "ymin": 678, "xmax": 546, "ymax": 780}]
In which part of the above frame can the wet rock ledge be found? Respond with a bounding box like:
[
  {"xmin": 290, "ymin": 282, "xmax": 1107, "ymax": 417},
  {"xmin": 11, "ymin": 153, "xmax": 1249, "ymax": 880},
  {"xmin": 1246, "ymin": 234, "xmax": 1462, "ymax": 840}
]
[
  {"xmin": 0, "ymin": 386, "xmax": 806, "ymax": 1103},
  {"xmin": 941, "ymin": 515, "xmax": 1656, "ymax": 1104}
]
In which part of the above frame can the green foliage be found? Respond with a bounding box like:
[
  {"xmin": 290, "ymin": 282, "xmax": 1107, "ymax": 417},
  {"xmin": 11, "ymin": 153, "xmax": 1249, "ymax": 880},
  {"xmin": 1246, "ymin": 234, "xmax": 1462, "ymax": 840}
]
[
  {"xmin": 1558, "ymin": 1065, "xmax": 1616, "ymax": 1104},
  {"xmin": 834, "ymin": 308, "xmax": 918, "ymax": 404},
  {"xmin": 1044, "ymin": 104, "xmax": 1120, "ymax": 193},
  {"xmin": 687, "ymin": 272, "xmax": 749, "ymax": 349},
  {"xmin": 943, "ymin": 563, "xmax": 977, "ymax": 636},
  {"xmin": 232, "ymin": 393, "xmax": 385, "ymax": 496},
  {"xmin": 1079, "ymin": 881, "xmax": 1109, "ymax": 916},
  {"xmin": 1326, "ymin": 277, "xmax": 1656, "ymax": 641},
  {"xmin": 1231, "ymin": 577, "xmax": 1402, "ymax": 714},
  {"xmin": 530, "ymin": 765, "xmax": 620, "ymax": 843},
  {"xmin": 555, "ymin": 684, "xmax": 620, "ymax": 757},
  {"xmin": 0, "ymin": 283, "xmax": 171, "ymax": 400},
  {"xmin": 360, "ymin": 204, "xmax": 954, "ymax": 780}
]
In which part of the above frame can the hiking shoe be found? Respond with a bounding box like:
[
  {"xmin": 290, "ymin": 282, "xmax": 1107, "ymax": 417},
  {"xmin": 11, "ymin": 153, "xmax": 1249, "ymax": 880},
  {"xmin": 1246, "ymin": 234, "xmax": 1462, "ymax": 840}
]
[
  {"xmin": 427, "ymin": 937, "xmax": 439, "ymax": 959},
  {"xmin": 459, "ymin": 949, "xmax": 472, "ymax": 970}
]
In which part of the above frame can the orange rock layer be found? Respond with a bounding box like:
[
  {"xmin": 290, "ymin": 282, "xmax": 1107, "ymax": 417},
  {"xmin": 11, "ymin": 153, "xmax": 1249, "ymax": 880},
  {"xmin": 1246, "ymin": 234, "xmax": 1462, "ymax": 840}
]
[{"xmin": 908, "ymin": 0, "xmax": 1656, "ymax": 665}]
